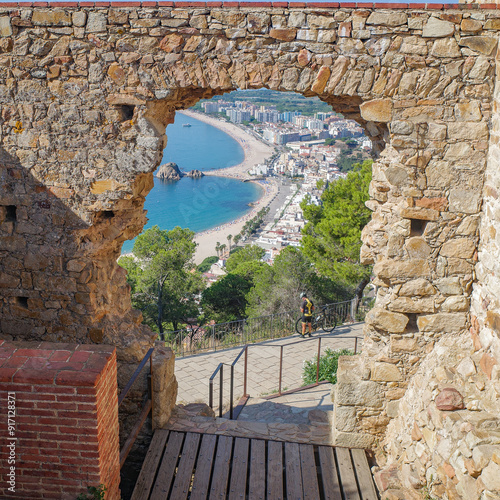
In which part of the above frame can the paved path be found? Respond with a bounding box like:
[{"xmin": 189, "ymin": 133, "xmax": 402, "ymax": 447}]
[{"xmin": 174, "ymin": 323, "xmax": 364, "ymax": 414}]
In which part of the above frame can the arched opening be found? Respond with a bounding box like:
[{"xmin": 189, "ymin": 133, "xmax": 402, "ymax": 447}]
[{"xmin": 117, "ymin": 87, "xmax": 378, "ymax": 349}]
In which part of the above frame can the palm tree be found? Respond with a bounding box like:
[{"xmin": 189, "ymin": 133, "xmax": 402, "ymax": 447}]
[
  {"xmin": 227, "ymin": 234, "xmax": 232, "ymax": 254},
  {"xmin": 215, "ymin": 242, "xmax": 221, "ymax": 258},
  {"xmin": 220, "ymin": 244, "xmax": 227, "ymax": 258}
]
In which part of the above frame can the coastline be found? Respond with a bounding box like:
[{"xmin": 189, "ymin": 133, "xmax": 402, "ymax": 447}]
[{"xmin": 178, "ymin": 109, "xmax": 278, "ymax": 264}]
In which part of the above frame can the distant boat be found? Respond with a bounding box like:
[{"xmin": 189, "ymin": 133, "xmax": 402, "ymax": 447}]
[{"xmin": 183, "ymin": 123, "xmax": 192, "ymax": 127}]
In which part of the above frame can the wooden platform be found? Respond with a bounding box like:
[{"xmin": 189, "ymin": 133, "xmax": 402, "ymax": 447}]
[{"xmin": 131, "ymin": 430, "xmax": 379, "ymax": 500}]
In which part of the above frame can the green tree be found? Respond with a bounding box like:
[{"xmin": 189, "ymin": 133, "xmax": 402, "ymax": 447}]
[
  {"xmin": 301, "ymin": 160, "xmax": 372, "ymax": 302},
  {"xmin": 119, "ymin": 226, "xmax": 205, "ymax": 339},
  {"xmin": 245, "ymin": 247, "xmax": 351, "ymax": 317},
  {"xmin": 225, "ymin": 245, "xmax": 265, "ymax": 273},
  {"xmin": 201, "ymin": 274, "xmax": 252, "ymax": 322}
]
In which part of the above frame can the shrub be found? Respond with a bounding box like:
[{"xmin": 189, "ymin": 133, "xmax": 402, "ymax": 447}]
[
  {"xmin": 302, "ymin": 348, "xmax": 355, "ymax": 385},
  {"xmin": 77, "ymin": 485, "xmax": 106, "ymax": 500}
]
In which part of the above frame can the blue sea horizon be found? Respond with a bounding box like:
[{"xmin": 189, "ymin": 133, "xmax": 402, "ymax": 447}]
[{"xmin": 121, "ymin": 112, "xmax": 262, "ymax": 254}]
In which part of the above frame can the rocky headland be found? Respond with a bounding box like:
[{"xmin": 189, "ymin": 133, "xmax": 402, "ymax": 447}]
[{"xmin": 156, "ymin": 162, "xmax": 204, "ymax": 181}]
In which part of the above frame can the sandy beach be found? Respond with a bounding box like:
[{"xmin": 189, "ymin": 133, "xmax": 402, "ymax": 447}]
[{"xmin": 179, "ymin": 110, "xmax": 278, "ymax": 264}]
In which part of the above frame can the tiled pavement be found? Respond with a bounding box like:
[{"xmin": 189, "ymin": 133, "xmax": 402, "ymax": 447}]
[
  {"xmin": 237, "ymin": 383, "xmax": 334, "ymax": 426},
  {"xmin": 174, "ymin": 322, "xmax": 365, "ymax": 413}
]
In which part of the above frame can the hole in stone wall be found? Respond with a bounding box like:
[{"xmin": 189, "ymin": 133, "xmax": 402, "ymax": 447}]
[
  {"xmin": 101, "ymin": 210, "xmax": 114, "ymax": 219},
  {"xmin": 410, "ymin": 219, "xmax": 427, "ymax": 237},
  {"xmin": 120, "ymin": 105, "xmax": 135, "ymax": 121},
  {"xmin": 5, "ymin": 205, "xmax": 16, "ymax": 222},
  {"xmin": 405, "ymin": 313, "xmax": 418, "ymax": 333},
  {"xmin": 119, "ymin": 88, "xmax": 380, "ymax": 339},
  {"xmin": 16, "ymin": 296, "xmax": 28, "ymax": 308}
]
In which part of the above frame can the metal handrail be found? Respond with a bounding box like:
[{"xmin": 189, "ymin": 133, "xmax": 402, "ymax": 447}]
[
  {"xmin": 208, "ymin": 344, "xmax": 249, "ymax": 419},
  {"xmin": 208, "ymin": 334, "xmax": 361, "ymax": 419},
  {"xmin": 118, "ymin": 347, "xmax": 154, "ymax": 406},
  {"xmin": 118, "ymin": 347, "xmax": 154, "ymax": 469},
  {"xmin": 169, "ymin": 299, "xmax": 359, "ymax": 357}
]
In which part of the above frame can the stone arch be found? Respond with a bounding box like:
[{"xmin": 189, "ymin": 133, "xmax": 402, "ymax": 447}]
[{"xmin": 1, "ymin": 7, "xmax": 500, "ymax": 491}]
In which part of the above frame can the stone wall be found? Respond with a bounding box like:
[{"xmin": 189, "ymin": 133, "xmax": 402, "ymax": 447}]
[{"xmin": 0, "ymin": 3, "xmax": 500, "ymax": 499}]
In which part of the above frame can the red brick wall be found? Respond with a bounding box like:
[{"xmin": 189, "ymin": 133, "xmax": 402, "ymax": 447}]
[{"xmin": 0, "ymin": 340, "xmax": 120, "ymax": 500}]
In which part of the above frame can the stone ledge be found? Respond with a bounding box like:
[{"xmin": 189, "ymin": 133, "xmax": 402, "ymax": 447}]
[
  {"xmin": 0, "ymin": 2, "xmax": 488, "ymax": 10},
  {"xmin": 164, "ymin": 404, "xmax": 333, "ymax": 446}
]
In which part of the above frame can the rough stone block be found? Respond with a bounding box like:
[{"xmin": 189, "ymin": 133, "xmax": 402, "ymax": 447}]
[
  {"xmin": 332, "ymin": 429, "xmax": 375, "ymax": 449},
  {"xmin": 366, "ymin": 12, "xmax": 407, "ymax": 27},
  {"xmin": 417, "ymin": 313, "xmax": 467, "ymax": 333},
  {"xmin": 390, "ymin": 335, "xmax": 419, "ymax": 353},
  {"xmin": 389, "ymin": 296, "xmax": 435, "ymax": 314},
  {"xmin": 399, "ymin": 279, "xmax": 436, "ymax": 297},
  {"xmin": 422, "ymin": 17, "xmax": 455, "ymax": 38},
  {"xmin": 440, "ymin": 239, "xmax": 476, "ymax": 259},
  {"xmin": 449, "ymin": 189, "xmax": 482, "ymax": 214},
  {"xmin": 435, "ymin": 387, "xmax": 464, "ymax": 411},
  {"xmin": 32, "ymin": 10, "xmax": 71, "ymax": 27},
  {"xmin": 365, "ymin": 308, "xmax": 409, "ymax": 333},
  {"xmin": 478, "ymin": 461, "xmax": 500, "ymax": 491},
  {"xmin": 360, "ymin": 99, "xmax": 393, "ymax": 123},
  {"xmin": 335, "ymin": 380, "xmax": 384, "ymax": 408},
  {"xmin": 333, "ymin": 405, "xmax": 356, "ymax": 432},
  {"xmin": 371, "ymin": 362, "xmax": 403, "ymax": 382},
  {"xmin": 0, "ymin": 16, "xmax": 12, "ymax": 37},
  {"xmin": 374, "ymin": 259, "xmax": 431, "ymax": 280}
]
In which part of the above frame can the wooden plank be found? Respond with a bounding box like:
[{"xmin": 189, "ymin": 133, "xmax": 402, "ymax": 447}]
[
  {"xmin": 317, "ymin": 446, "xmax": 342, "ymax": 500},
  {"xmin": 209, "ymin": 435, "xmax": 233, "ymax": 499},
  {"xmin": 299, "ymin": 444, "xmax": 320, "ymax": 500},
  {"xmin": 285, "ymin": 442, "xmax": 303, "ymax": 500},
  {"xmin": 267, "ymin": 441, "xmax": 284, "ymax": 500},
  {"xmin": 169, "ymin": 432, "xmax": 201, "ymax": 500},
  {"xmin": 249, "ymin": 439, "xmax": 266, "ymax": 500},
  {"xmin": 228, "ymin": 438, "xmax": 250, "ymax": 500},
  {"xmin": 190, "ymin": 434, "xmax": 217, "ymax": 500},
  {"xmin": 150, "ymin": 431, "xmax": 185, "ymax": 500},
  {"xmin": 335, "ymin": 447, "xmax": 361, "ymax": 500},
  {"xmin": 350, "ymin": 449, "xmax": 378, "ymax": 500},
  {"xmin": 131, "ymin": 429, "xmax": 169, "ymax": 500}
]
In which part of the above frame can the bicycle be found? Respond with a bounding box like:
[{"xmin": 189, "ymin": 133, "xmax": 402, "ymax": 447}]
[{"xmin": 295, "ymin": 305, "xmax": 337, "ymax": 335}]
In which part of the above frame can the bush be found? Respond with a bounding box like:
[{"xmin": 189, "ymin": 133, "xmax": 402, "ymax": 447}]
[{"xmin": 302, "ymin": 348, "xmax": 354, "ymax": 385}]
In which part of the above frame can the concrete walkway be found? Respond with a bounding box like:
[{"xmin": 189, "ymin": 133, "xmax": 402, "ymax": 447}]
[{"xmin": 174, "ymin": 323, "xmax": 364, "ymax": 414}]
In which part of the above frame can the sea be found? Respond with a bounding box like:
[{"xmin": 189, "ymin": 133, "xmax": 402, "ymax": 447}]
[{"xmin": 121, "ymin": 112, "xmax": 262, "ymax": 253}]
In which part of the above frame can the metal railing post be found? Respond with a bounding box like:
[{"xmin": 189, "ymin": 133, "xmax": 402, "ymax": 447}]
[
  {"xmin": 219, "ymin": 364, "xmax": 223, "ymax": 418},
  {"xmin": 213, "ymin": 324, "xmax": 216, "ymax": 352},
  {"xmin": 316, "ymin": 337, "xmax": 321, "ymax": 385},
  {"xmin": 244, "ymin": 346, "xmax": 248, "ymax": 397},
  {"xmin": 149, "ymin": 353, "xmax": 154, "ymax": 419},
  {"xmin": 209, "ymin": 378, "xmax": 213, "ymax": 409},
  {"xmin": 279, "ymin": 345, "xmax": 283, "ymax": 395},
  {"xmin": 355, "ymin": 337, "xmax": 358, "ymax": 354},
  {"xmin": 230, "ymin": 364, "xmax": 234, "ymax": 420}
]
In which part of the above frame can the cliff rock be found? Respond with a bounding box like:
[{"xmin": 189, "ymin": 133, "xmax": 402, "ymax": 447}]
[
  {"xmin": 185, "ymin": 170, "xmax": 204, "ymax": 178},
  {"xmin": 156, "ymin": 162, "xmax": 182, "ymax": 181}
]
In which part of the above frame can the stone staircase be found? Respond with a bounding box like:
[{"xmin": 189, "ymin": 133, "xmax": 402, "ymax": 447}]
[{"xmin": 164, "ymin": 400, "xmax": 333, "ymax": 446}]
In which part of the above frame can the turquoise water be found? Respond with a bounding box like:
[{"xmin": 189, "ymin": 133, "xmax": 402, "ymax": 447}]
[{"xmin": 122, "ymin": 113, "xmax": 261, "ymax": 253}]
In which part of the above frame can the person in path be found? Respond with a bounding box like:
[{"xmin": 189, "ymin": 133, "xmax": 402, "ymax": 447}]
[{"xmin": 300, "ymin": 292, "xmax": 314, "ymax": 337}]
